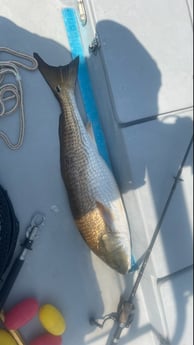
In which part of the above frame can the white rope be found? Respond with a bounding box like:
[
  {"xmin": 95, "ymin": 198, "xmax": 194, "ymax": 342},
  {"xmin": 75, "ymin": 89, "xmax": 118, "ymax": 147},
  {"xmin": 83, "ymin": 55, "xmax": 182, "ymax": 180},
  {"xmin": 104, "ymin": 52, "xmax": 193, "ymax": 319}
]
[{"xmin": 0, "ymin": 47, "xmax": 38, "ymax": 150}]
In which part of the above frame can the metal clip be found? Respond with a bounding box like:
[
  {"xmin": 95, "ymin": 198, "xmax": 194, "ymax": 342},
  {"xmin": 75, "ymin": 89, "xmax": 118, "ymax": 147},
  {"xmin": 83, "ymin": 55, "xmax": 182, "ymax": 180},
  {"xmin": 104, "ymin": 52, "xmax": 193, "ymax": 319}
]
[
  {"xmin": 89, "ymin": 35, "xmax": 101, "ymax": 55},
  {"xmin": 30, "ymin": 213, "xmax": 45, "ymax": 228},
  {"xmin": 23, "ymin": 213, "xmax": 45, "ymax": 250},
  {"xmin": 77, "ymin": 0, "xmax": 87, "ymax": 26}
]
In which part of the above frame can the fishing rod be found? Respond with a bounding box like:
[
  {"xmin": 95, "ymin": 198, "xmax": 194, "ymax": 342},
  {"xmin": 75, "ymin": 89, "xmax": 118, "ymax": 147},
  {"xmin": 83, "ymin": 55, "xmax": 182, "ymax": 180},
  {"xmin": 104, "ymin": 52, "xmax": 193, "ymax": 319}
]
[{"xmin": 90, "ymin": 134, "xmax": 193, "ymax": 344}]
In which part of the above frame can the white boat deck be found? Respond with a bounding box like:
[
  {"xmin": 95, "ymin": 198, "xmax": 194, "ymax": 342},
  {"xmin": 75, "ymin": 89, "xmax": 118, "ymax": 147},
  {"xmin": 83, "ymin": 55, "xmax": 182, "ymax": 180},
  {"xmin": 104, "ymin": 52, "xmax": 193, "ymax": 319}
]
[{"xmin": 0, "ymin": 1, "xmax": 193, "ymax": 345}]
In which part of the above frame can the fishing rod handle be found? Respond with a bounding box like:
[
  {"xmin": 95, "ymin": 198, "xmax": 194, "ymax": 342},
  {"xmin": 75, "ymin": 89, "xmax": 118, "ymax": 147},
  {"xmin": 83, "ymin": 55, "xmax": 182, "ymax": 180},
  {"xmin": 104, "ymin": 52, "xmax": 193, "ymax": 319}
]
[{"xmin": 0, "ymin": 257, "xmax": 24, "ymax": 310}]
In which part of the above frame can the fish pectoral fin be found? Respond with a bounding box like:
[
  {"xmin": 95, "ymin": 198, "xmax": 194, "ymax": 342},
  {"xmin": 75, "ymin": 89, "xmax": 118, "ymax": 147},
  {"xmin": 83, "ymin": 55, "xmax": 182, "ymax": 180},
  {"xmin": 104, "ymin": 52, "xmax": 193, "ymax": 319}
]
[
  {"xmin": 101, "ymin": 233, "xmax": 121, "ymax": 253},
  {"xmin": 96, "ymin": 201, "xmax": 115, "ymax": 231}
]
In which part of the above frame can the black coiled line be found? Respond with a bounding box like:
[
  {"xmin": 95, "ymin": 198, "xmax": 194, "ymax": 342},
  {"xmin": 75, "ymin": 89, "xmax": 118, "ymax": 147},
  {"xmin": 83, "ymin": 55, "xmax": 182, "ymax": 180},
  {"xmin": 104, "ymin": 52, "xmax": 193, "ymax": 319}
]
[
  {"xmin": 0, "ymin": 47, "xmax": 38, "ymax": 150},
  {"xmin": 0, "ymin": 184, "xmax": 19, "ymax": 280}
]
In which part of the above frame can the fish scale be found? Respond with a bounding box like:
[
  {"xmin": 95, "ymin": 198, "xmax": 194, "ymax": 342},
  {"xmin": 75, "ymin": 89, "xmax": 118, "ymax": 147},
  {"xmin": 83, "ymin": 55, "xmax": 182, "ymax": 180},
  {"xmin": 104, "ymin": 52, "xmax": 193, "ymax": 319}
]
[{"xmin": 59, "ymin": 94, "xmax": 96, "ymax": 217}]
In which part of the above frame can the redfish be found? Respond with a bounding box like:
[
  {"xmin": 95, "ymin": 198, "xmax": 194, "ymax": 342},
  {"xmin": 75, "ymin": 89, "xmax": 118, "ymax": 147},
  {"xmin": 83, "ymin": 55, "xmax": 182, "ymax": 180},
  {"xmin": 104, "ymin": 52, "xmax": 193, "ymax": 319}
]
[{"xmin": 34, "ymin": 53, "xmax": 131, "ymax": 274}]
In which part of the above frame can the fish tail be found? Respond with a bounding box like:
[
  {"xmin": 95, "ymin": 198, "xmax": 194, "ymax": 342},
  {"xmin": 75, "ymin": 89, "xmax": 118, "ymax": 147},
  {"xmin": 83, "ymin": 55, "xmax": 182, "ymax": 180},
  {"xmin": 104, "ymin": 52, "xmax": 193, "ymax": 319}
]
[{"xmin": 33, "ymin": 53, "xmax": 79, "ymax": 99}]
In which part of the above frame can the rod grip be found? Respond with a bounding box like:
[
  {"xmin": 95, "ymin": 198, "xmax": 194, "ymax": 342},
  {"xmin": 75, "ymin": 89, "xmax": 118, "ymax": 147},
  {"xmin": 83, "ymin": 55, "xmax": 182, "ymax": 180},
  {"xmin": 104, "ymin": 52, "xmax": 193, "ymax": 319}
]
[{"xmin": 111, "ymin": 326, "xmax": 123, "ymax": 344}]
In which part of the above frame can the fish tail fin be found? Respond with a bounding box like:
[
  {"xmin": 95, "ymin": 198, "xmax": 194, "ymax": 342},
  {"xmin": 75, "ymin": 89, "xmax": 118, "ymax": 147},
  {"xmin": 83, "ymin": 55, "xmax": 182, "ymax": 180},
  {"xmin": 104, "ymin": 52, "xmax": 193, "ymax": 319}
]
[{"xmin": 33, "ymin": 53, "xmax": 79, "ymax": 98}]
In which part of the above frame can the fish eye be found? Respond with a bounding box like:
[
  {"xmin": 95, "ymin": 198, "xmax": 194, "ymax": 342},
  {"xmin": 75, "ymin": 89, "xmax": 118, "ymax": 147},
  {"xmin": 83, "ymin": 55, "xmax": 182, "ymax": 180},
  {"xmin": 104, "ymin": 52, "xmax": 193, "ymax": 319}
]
[{"xmin": 56, "ymin": 85, "xmax": 61, "ymax": 93}]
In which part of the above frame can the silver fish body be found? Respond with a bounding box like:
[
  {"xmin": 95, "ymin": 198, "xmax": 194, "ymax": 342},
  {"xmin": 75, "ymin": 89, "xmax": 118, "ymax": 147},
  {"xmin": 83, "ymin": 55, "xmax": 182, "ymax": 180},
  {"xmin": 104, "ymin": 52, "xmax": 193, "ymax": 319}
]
[{"xmin": 34, "ymin": 53, "xmax": 132, "ymax": 274}]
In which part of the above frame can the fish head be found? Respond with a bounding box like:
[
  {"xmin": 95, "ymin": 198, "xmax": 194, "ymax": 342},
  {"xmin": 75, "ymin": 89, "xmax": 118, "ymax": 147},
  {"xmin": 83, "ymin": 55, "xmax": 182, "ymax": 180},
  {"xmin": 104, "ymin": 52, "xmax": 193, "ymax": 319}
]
[
  {"xmin": 96, "ymin": 201, "xmax": 131, "ymax": 274},
  {"xmin": 100, "ymin": 232, "xmax": 131, "ymax": 274}
]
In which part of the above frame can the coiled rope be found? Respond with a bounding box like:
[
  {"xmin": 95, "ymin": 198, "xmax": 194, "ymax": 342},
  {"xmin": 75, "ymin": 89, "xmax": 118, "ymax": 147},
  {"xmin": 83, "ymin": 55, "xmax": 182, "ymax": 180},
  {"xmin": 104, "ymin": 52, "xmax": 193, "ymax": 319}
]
[{"xmin": 0, "ymin": 47, "xmax": 38, "ymax": 150}]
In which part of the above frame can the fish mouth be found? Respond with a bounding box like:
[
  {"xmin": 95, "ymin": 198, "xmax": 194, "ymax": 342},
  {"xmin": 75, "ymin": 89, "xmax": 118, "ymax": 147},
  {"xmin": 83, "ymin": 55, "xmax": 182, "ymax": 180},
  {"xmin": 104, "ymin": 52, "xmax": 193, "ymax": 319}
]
[
  {"xmin": 100, "ymin": 243, "xmax": 131, "ymax": 274},
  {"xmin": 108, "ymin": 254, "xmax": 130, "ymax": 275}
]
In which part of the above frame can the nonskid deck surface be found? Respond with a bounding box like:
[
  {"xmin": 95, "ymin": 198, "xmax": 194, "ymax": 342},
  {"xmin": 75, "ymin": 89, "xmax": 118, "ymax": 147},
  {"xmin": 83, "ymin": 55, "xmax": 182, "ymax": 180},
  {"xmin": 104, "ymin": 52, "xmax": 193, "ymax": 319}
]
[{"xmin": 0, "ymin": 1, "xmax": 193, "ymax": 345}]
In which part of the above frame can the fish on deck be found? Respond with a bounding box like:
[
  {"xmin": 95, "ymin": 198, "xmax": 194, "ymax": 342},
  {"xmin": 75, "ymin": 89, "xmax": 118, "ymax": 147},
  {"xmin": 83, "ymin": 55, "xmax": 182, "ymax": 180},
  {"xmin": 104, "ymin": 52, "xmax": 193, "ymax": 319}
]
[{"xmin": 34, "ymin": 53, "xmax": 132, "ymax": 274}]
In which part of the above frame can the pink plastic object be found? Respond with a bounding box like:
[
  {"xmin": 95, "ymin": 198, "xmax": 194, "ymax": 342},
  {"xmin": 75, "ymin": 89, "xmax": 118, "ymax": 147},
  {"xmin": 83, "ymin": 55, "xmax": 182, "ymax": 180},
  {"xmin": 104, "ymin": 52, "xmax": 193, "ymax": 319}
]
[
  {"xmin": 29, "ymin": 334, "xmax": 62, "ymax": 345},
  {"xmin": 4, "ymin": 298, "xmax": 39, "ymax": 330}
]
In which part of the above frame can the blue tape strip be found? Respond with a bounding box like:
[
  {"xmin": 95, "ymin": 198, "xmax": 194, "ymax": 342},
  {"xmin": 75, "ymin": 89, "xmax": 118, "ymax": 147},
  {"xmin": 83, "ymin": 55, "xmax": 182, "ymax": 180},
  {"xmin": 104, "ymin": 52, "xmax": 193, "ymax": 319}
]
[
  {"xmin": 62, "ymin": 8, "xmax": 110, "ymax": 167},
  {"xmin": 62, "ymin": 8, "xmax": 137, "ymax": 271}
]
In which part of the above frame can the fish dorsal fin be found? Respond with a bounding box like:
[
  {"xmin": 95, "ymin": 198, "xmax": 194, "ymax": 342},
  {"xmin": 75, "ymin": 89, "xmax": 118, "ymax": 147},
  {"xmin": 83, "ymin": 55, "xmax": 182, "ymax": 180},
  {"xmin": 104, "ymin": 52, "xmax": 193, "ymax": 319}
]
[
  {"xmin": 33, "ymin": 53, "xmax": 79, "ymax": 96},
  {"xmin": 96, "ymin": 201, "xmax": 115, "ymax": 230}
]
